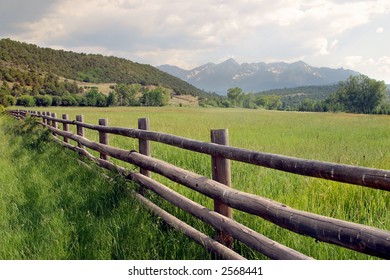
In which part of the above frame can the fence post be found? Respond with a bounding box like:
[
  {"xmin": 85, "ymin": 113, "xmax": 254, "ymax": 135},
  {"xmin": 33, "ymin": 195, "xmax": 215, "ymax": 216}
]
[
  {"xmin": 138, "ymin": 118, "xmax": 151, "ymax": 195},
  {"xmin": 51, "ymin": 113, "xmax": 58, "ymax": 129},
  {"xmin": 138, "ymin": 118, "xmax": 151, "ymax": 178},
  {"xmin": 76, "ymin": 115, "xmax": 85, "ymax": 150},
  {"xmin": 211, "ymin": 129, "xmax": 233, "ymax": 249},
  {"xmin": 62, "ymin": 114, "xmax": 69, "ymax": 144},
  {"xmin": 50, "ymin": 112, "xmax": 57, "ymax": 136},
  {"xmin": 40, "ymin": 111, "xmax": 46, "ymax": 125},
  {"xmin": 46, "ymin": 111, "xmax": 51, "ymax": 126},
  {"xmin": 99, "ymin": 118, "xmax": 109, "ymax": 160}
]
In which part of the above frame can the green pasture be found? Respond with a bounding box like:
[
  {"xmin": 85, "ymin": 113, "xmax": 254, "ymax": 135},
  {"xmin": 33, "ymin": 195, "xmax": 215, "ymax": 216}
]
[
  {"xmin": 0, "ymin": 113, "xmax": 210, "ymax": 260},
  {"xmin": 2, "ymin": 107, "xmax": 390, "ymax": 259}
]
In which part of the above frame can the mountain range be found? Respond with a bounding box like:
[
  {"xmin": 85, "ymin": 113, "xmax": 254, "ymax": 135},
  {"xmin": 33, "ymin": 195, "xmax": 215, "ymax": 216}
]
[{"xmin": 157, "ymin": 59, "xmax": 359, "ymax": 95}]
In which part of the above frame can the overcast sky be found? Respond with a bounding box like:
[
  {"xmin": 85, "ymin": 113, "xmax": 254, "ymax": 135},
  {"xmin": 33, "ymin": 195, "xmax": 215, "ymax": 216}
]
[{"xmin": 1, "ymin": 0, "xmax": 389, "ymax": 82}]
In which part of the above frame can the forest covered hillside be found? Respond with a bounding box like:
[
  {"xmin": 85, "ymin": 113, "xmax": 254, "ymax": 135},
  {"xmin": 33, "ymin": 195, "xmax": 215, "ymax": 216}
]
[{"xmin": 0, "ymin": 38, "xmax": 208, "ymax": 98}]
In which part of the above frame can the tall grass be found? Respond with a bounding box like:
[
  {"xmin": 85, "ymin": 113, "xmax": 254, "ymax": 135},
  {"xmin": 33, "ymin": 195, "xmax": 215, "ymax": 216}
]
[
  {"xmin": 0, "ymin": 114, "xmax": 211, "ymax": 259},
  {"xmin": 5, "ymin": 107, "xmax": 390, "ymax": 259}
]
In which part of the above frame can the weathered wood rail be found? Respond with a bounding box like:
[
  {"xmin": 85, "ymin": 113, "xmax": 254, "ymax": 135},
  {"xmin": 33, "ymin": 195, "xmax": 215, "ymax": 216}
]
[{"xmin": 6, "ymin": 109, "xmax": 390, "ymax": 260}]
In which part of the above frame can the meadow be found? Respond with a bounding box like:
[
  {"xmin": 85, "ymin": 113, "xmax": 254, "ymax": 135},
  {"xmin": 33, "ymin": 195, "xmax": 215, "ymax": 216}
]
[
  {"xmin": 1, "ymin": 106, "xmax": 390, "ymax": 259},
  {"xmin": 0, "ymin": 112, "xmax": 210, "ymax": 259}
]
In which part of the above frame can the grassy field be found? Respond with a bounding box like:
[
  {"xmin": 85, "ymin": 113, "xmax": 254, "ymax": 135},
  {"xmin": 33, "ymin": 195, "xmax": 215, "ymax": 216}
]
[
  {"xmin": 0, "ymin": 113, "xmax": 211, "ymax": 259},
  {"xmin": 2, "ymin": 106, "xmax": 390, "ymax": 259}
]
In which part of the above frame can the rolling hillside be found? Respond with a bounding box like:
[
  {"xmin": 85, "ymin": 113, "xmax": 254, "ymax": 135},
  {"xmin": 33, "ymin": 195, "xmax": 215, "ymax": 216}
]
[{"xmin": 0, "ymin": 38, "xmax": 208, "ymax": 97}]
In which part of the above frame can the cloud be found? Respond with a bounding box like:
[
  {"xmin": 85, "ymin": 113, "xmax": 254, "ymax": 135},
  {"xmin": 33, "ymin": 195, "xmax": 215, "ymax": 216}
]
[
  {"xmin": 376, "ymin": 27, "xmax": 384, "ymax": 33},
  {"xmin": 8, "ymin": 1, "xmax": 389, "ymax": 50},
  {"xmin": 0, "ymin": 0, "xmax": 62, "ymax": 36},
  {"xmin": 1, "ymin": 0, "xmax": 390, "ymax": 82},
  {"xmin": 341, "ymin": 55, "xmax": 390, "ymax": 82},
  {"xmin": 343, "ymin": 56, "xmax": 363, "ymax": 68}
]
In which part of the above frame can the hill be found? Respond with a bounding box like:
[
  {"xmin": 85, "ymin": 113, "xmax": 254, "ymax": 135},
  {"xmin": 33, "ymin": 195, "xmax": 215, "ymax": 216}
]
[
  {"xmin": 0, "ymin": 38, "xmax": 207, "ymax": 97},
  {"xmin": 158, "ymin": 59, "xmax": 359, "ymax": 94},
  {"xmin": 255, "ymin": 85, "xmax": 339, "ymax": 109}
]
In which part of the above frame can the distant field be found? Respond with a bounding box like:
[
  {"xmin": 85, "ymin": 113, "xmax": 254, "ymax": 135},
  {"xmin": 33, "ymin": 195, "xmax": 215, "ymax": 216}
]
[{"xmin": 4, "ymin": 107, "xmax": 390, "ymax": 259}]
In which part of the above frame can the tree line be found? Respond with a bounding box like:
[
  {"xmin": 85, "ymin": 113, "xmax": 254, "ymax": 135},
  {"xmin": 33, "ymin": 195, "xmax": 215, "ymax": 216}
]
[
  {"xmin": 199, "ymin": 75, "xmax": 388, "ymax": 115},
  {"xmin": 3, "ymin": 71, "xmax": 387, "ymax": 115},
  {"xmin": 296, "ymin": 75, "xmax": 389, "ymax": 114},
  {"xmin": 0, "ymin": 69, "xmax": 171, "ymax": 108},
  {"xmin": 199, "ymin": 87, "xmax": 283, "ymax": 109}
]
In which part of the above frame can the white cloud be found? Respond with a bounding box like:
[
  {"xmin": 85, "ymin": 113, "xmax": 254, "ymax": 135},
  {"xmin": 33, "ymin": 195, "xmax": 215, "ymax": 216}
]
[
  {"xmin": 12, "ymin": 1, "xmax": 390, "ymax": 45},
  {"xmin": 314, "ymin": 38, "xmax": 330, "ymax": 55},
  {"xmin": 330, "ymin": 39, "xmax": 339, "ymax": 49},
  {"xmin": 341, "ymin": 55, "xmax": 390, "ymax": 82},
  {"xmin": 376, "ymin": 27, "xmax": 384, "ymax": 33},
  {"xmin": 343, "ymin": 56, "xmax": 363, "ymax": 68},
  {"xmin": 2, "ymin": 0, "xmax": 390, "ymax": 82},
  {"xmin": 312, "ymin": 37, "xmax": 339, "ymax": 56}
]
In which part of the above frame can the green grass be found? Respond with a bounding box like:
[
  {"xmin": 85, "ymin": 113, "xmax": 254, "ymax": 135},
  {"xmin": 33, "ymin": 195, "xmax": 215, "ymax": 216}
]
[
  {"xmin": 0, "ymin": 113, "xmax": 211, "ymax": 260},
  {"xmin": 3, "ymin": 107, "xmax": 390, "ymax": 260}
]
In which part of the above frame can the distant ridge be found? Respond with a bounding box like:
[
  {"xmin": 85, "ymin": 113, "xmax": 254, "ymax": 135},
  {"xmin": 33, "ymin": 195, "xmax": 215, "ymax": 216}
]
[{"xmin": 158, "ymin": 59, "xmax": 359, "ymax": 94}]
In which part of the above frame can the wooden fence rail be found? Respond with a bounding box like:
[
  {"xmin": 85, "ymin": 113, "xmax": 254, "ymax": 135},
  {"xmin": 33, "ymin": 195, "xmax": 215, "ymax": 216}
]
[
  {"xmin": 42, "ymin": 114, "xmax": 390, "ymax": 192},
  {"xmin": 6, "ymin": 109, "xmax": 390, "ymax": 260}
]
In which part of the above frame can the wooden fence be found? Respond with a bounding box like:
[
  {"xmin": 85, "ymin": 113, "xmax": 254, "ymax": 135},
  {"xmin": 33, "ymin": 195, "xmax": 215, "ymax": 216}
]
[{"xmin": 6, "ymin": 109, "xmax": 390, "ymax": 260}]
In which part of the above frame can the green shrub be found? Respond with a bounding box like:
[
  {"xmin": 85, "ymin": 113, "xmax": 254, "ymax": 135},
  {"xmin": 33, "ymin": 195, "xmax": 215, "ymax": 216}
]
[
  {"xmin": 16, "ymin": 95, "xmax": 36, "ymax": 107},
  {"xmin": 5, "ymin": 95, "xmax": 16, "ymax": 106},
  {"xmin": 34, "ymin": 95, "xmax": 52, "ymax": 107},
  {"xmin": 61, "ymin": 95, "xmax": 78, "ymax": 106},
  {"xmin": 51, "ymin": 96, "xmax": 62, "ymax": 106},
  {"xmin": 0, "ymin": 94, "xmax": 16, "ymax": 107}
]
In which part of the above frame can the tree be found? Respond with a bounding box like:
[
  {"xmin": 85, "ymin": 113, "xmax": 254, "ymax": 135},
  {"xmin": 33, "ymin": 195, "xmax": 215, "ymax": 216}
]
[
  {"xmin": 255, "ymin": 95, "xmax": 282, "ymax": 110},
  {"xmin": 227, "ymin": 87, "xmax": 243, "ymax": 107},
  {"xmin": 329, "ymin": 75, "xmax": 387, "ymax": 114},
  {"xmin": 0, "ymin": 81, "xmax": 11, "ymax": 95},
  {"xmin": 242, "ymin": 93, "xmax": 257, "ymax": 109},
  {"xmin": 51, "ymin": 96, "xmax": 62, "ymax": 106},
  {"xmin": 64, "ymin": 80, "xmax": 80, "ymax": 94},
  {"xmin": 0, "ymin": 91, "xmax": 16, "ymax": 107},
  {"xmin": 16, "ymin": 95, "xmax": 36, "ymax": 107},
  {"xmin": 299, "ymin": 99, "xmax": 315, "ymax": 112},
  {"xmin": 107, "ymin": 91, "xmax": 117, "ymax": 106},
  {"xmin": 5, "ymin": 95, "xmax": 16, "ymax": 106},
  {"xmin": 85, "ymin": 88, "xmax": 108, "ymax": 107},
  {"xmin": 34, "ymin": 95, "xmax": 52, "ymax": 107},
  {"xmin": 61, "ymin": 95, "xmax": 77, "ymax": 106},
  {"xmin": 115, "ymin": 83, "xmax": 139, "ymax": 106},
  {"xmin": 11, "ymin": 83, "xmax": 22, "ymax": 97},
  {"xmin": 141, "ymin": 87, "xmax": 170, "ymax": 106}
]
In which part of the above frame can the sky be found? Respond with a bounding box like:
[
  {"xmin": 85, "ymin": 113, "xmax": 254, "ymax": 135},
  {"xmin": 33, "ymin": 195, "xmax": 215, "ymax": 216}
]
[{"xmin": 1, "ymin": 0, "xmax": 390, "ymax": 83}]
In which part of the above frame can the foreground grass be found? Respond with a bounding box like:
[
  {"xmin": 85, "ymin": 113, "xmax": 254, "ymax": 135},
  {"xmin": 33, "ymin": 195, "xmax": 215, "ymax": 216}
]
[{"xmin": 0, "ymin": 114, "xmax": 210, "ymax": 260}]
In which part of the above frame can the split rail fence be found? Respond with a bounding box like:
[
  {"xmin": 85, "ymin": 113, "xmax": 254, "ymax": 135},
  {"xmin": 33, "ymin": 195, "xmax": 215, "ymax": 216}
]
[{"xmin": 7, "ymin": 109, "xmax": 390, "ymax": 260}]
